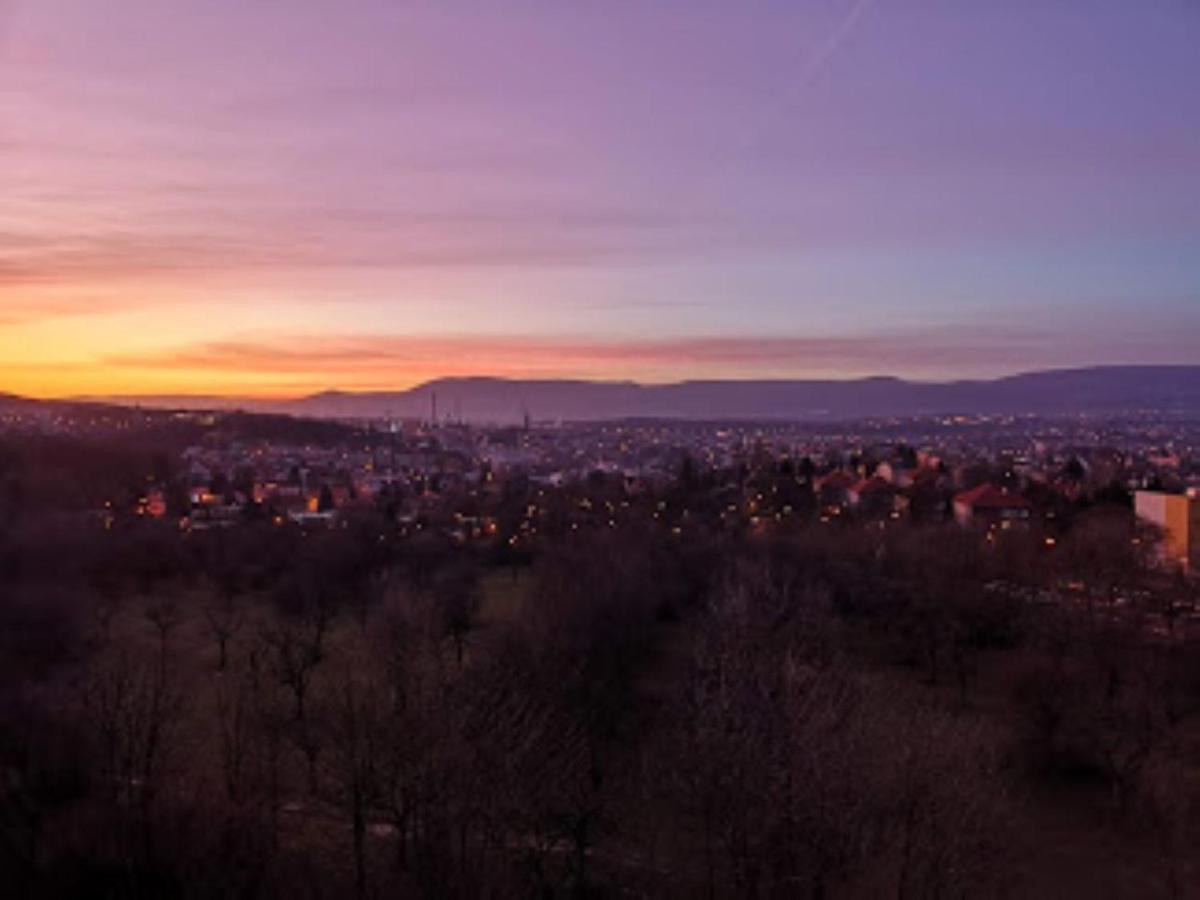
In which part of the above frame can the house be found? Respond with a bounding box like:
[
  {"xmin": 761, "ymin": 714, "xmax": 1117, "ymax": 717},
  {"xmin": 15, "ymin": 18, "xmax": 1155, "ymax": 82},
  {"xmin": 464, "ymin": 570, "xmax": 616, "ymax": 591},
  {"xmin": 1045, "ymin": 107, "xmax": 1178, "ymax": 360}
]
[
  {"xmin": 849, "ymin": 475, "xmax": 904, "ymax": 518},
  {"xmin": 817, "ymin": 470, "xmax": 857, "ymax": 512},
  {"xmin": 874, "ymin": 461, "xmax": 915, "ymax": 488},
  {"xmin": 137, "ymin": 489, "xmax": 168, "ymax": 518},
  {"xmin": 1135, "ymin": 489, "xmax": 1200, "ymax": 571},
  {"xmin": 953, "ymin": 484, "xmax": 1033, "ymax": 529},
  {"xmin": 907, "ymin": 468, "xmax": 951, "ymax": 523}
]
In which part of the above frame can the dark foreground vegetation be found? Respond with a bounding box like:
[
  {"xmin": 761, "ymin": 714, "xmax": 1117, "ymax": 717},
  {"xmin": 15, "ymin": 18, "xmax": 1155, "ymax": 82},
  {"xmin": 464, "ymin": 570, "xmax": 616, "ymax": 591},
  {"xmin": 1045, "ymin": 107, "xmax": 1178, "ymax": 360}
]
[{"xmin": 2, "ymin": 430, "xmax": 1199, "ymax": 899}]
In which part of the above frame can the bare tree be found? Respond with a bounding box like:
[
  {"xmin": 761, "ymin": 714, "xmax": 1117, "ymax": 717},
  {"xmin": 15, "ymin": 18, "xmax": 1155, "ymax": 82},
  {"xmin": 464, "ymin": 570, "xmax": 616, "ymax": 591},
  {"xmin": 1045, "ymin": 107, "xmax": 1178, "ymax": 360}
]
[
  {"xmin": 1135, "ymin": 760, "xmax": 1200, "ymax": 899},
  {"xmin": 320, "ymin": 656, "xmax": 389, "ymax": 900},
  {"xmin": 258, "ymin": 609, "xmax": 331, "ymax": 724},
  {"xmin": 204, "ymin": 588, "xmax": 246, "ymax": 671},
  {"xmin": 214, "ymin": 668, "xmax": 254, "ymax": 804},
  {"xmin": 82, "ymin": 646, "xmax": 186, "ymax": 872},
  {"xmin": 84, "ymin": 649, "xmax": 185, "ymax": 806},
  {"xmin": 666, "ymin": 568, "xmax": 1017, "ymax": 898},
  {"xmin": 884, "ymin": 706, "xmax": 1016, "ymax": 900},
  {"xmin": 432, "ymin": 563, "xmax": 481, "ymax": 667},
  {"xmin": 143, "ymin": 597, "xmax": 183, "ymax": 667}
]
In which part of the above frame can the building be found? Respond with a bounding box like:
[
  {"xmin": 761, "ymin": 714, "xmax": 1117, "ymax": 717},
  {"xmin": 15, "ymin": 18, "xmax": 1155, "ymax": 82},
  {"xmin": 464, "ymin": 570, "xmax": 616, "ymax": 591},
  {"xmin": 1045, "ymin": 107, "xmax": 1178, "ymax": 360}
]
[
  {"xmin": 849, "ymin": 475, "xmax": 904, "ymax": 518},
  {"xmin": 817, "ymin": 470, "xmax": 857, "ymax": 512},
  {"xmin": 1135, "ymin": 489, "xmax": 1200, "ymax": 571},
  {"xmin": 874, "ymin": 461, "xmax": 915, "ymax": 488},
  {"xmin": 953, "ymin": 484, "xmax": 1033, "ymax": 529}
]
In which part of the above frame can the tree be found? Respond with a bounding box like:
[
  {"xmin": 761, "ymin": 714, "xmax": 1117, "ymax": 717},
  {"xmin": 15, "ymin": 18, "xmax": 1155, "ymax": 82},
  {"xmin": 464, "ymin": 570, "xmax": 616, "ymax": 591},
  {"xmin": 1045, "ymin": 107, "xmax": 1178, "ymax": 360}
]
[
  {"xmin": 432, "ymin": 563, "xmax": 481, "ymax": 666},
  {"xmin": 1135, "ymin": 760, "xmax": 1200, "ymax": 899},
  {"xmin": 259, "ymin": 618, "xmax": 326, "ymax": 725},
  {"xmin": 204, "ymin": 586, "xmax": 246, "ymax": 671},
  {"xmin": 320, "ymin": 657, "xmax": 389, "ymax": 899},
  {"xmin": 664, "ymin": 568, "xmax": 1016, "ymax": 898},
  {"xmin": 82, "ymin": 646, "xmax": 186, "ymax": 877},
  {"xmin": 885, "ymin": 709, "xmax": 1015, "ymax": 899},
  {"xmin": 1059, "ymin": 507, "xmax": 1155, "ymax": 613},
  {"xmin": 143, "ymin": 596, "xmax": 182, "ymax": 669}
]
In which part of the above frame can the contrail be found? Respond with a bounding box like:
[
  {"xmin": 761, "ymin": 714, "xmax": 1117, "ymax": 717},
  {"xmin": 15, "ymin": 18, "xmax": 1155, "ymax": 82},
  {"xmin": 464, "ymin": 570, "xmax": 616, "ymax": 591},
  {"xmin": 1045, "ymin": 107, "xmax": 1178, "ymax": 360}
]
[
  {"xmin": 736, "ymin": 0, "xmax": 874, "ymax": 158},
  {"xmin": 793, "ymin": 0, "xmax": 874, "ymax": 89}
]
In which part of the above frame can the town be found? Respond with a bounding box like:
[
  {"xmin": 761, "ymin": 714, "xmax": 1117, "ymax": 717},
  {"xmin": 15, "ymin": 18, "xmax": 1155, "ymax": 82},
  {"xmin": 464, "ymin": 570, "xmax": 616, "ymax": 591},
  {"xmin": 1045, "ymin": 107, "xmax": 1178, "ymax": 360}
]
[
  {"xmin": 42, "ymin": 404, "xmax": 1200, "ymax": 572},
  {"xmin": 5, "ymin": 396, "xmax": 1199, "ymax": 617}
]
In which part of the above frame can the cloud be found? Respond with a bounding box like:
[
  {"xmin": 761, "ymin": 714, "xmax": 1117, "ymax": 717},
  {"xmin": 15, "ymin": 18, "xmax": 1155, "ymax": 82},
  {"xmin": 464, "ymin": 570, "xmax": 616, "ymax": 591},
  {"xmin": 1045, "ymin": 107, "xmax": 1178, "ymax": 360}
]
[
  {"xmin": 98, "ymin": 327, "xmax": 1186, "ymax": 392},
  {"xmin": 0, "ymin": 293, "xmax": 149, "ymax": 325},
  {"xmin": 0, "ymin": 204, "xmax": 770, "ymax": 287}
]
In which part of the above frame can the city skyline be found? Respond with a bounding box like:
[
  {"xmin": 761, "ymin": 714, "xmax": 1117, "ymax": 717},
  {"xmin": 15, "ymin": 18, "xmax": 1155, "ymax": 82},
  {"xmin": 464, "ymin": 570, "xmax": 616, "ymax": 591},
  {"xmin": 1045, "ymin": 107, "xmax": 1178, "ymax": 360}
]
[{"xmin": 4, "ymin": 1, "xmax": 1199, "ymax": 397}]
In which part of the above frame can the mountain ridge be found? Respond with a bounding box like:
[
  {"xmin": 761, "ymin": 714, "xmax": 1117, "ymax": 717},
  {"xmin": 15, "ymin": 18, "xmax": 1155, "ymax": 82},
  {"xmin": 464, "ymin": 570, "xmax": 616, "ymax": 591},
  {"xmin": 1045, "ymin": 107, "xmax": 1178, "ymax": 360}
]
[{"xmin": 61, "ymin": 365, "xmax": 1200, "ymax": 423}]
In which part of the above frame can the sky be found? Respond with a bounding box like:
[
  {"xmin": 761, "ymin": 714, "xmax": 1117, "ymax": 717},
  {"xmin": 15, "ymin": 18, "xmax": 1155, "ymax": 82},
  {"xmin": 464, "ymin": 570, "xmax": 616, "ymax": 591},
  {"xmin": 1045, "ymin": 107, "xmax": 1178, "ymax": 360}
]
[{"xmin": 2, "ymin": 0, "xmax": 1198, "ymax": 397}]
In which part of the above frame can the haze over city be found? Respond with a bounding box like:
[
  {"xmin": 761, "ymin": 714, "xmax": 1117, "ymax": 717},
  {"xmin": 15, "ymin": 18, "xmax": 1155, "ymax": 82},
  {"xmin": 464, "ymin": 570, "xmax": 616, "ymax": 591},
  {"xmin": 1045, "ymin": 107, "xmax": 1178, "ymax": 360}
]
[{"xmin": 3, "ymin": 1, "xmax": 1198, "ymax": 397}]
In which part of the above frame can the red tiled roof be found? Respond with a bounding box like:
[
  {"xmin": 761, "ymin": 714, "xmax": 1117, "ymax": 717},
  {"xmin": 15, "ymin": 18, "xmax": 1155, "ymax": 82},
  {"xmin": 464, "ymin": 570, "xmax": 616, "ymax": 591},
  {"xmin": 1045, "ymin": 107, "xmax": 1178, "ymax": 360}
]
[
  {"xmin": 911, "ymin": 467, "xmax": 943, "ymax": 486},
  {"xmin": 820, "ymin": 470, "xmax": 857, "ymax": 490},
  {"xmin": 852, "ymin": 475, "xmax": 895, "ymax": 496}
]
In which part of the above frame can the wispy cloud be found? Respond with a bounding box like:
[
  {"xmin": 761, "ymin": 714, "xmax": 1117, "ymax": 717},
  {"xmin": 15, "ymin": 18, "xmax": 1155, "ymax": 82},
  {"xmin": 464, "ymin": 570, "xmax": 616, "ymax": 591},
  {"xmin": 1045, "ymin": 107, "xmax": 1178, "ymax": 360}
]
[
  {"xmin": 0, "ymin": 292, "xmax": 150, "ymax": 325},
  {"xmin": 99, "ymin": 327, "xmax": 1196, "ymax": 394},
  {"xmin": 0, "ymin": 205, "xmax": 771, "ymax": 287}
]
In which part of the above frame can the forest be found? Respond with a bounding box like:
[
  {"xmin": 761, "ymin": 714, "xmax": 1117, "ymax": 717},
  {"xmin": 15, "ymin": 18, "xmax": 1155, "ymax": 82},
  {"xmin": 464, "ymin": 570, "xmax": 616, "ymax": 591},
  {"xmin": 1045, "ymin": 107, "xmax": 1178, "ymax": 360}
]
[{"xmin": 1, "ymin": 432, "xmax": 1199, "ymax": 899}]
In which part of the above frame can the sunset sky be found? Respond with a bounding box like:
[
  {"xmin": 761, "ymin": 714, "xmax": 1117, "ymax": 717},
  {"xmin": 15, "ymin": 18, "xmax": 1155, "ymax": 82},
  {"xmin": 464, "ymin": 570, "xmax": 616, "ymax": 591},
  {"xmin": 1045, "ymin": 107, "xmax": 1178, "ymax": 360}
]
[{"xmin": 3, "ymin": 1, "xmax": 1198, "ymax": 397}]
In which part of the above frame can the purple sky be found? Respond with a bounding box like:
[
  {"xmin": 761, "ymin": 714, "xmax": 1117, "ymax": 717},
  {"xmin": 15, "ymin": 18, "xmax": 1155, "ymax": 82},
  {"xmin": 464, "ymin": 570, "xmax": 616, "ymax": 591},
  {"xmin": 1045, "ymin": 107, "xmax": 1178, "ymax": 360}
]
[{"xmin": 2, "ymin": 0, "xmax": 1198, "ymax": 395}]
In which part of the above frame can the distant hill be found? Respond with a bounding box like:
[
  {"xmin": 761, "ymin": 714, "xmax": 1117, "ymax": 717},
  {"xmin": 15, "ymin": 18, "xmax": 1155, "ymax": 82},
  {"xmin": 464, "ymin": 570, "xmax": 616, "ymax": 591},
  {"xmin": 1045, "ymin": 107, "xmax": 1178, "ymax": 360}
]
[
  {"xmin": 78, "ymin": 365, "xmax": 1200, "ymax": 423},
  {"xmin": 68, "ymin": 394, "xmax": 266, "ymax": 412}
]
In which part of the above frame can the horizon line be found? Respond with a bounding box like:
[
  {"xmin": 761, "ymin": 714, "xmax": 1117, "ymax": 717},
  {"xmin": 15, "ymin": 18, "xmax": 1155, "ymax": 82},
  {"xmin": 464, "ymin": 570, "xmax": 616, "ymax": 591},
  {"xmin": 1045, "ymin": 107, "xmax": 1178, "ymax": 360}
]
[{"xmin": 24, "ymin": 361, "xmax": 1197, "ymax": 405}]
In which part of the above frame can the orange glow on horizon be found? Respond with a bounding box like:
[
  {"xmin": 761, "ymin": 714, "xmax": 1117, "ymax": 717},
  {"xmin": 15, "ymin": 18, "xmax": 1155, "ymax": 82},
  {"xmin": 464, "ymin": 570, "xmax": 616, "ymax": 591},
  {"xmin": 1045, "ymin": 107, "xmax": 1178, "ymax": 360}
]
[{"xmin": 1, "ymin": 326, "xmax": 1091, "ymax": 400}]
